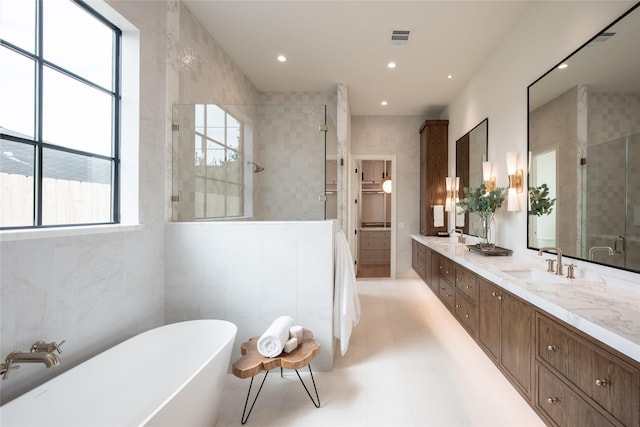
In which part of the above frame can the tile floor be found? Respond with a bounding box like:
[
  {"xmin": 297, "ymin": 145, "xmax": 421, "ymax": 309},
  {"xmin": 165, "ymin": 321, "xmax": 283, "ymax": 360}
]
[{"xmin": 215, "ymin": 278, "xmax": 546, "ymax": 427}]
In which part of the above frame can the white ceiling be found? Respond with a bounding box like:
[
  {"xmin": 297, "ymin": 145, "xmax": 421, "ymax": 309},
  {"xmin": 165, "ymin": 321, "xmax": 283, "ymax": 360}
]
[{"xmin": 182, "ymin": 1, "xmax": 531, "ymax": 116}]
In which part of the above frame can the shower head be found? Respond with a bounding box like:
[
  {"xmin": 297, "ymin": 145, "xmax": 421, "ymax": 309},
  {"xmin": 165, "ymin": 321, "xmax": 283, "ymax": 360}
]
[{"xmin": 248, "ymin": 161, "xmax": 264, "ymax": 173}]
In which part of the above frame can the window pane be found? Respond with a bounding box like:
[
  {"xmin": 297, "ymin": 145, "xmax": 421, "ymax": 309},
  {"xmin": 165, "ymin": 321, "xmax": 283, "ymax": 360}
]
[
  {"xmin": 206, "ymin": 140, "xmax": 225, "ymax": 180},
  {"xmin": 205, "ymin": 179, "xmax": 225, "ymax": 218},
  {"xmin": 227, "ymin": 121, "xmax": 240, "ymax": 150},
  {"xmin": 227, "ymin": 151, "xmax": 242, "ymax": 184},
  {"xmin": 43, "ymin": 67, "xmax": 112, "ymax": 156},
  {"xmin": 0, "ymin": 0, "xmax": 36, "ymax": 53},
  {"xmin": 41, "ymin": 148, "xmax": 112, "ymax": 225},
  {"xmin": 227, "ymin": 183, "xmax": 243, "ymax": 217},
  {"xmin": 0, "ymin": 47, "xmax": 35, "ymax": 138},
  {"xmin": 43, "ymin": 0, "xmax": 113, "ymax": 89},
  {"xmin": 0, "ymin": 138, "xmax": 34, "ymax": 227},
  {"xmin": 206, "ymin": 104, "xmax": 225, "ymax": 142}
]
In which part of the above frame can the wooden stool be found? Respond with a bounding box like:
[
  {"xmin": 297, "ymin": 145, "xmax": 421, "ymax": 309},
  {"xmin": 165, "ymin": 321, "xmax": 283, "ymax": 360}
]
[{"xmin": 232, "ymin": 329, "xmax": 321, "ymax": 424}]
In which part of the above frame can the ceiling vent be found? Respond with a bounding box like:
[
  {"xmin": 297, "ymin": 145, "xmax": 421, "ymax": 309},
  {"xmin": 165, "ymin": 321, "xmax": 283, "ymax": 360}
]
[
  {"xmin": 587, "ymin": 32, "xmax": 616, "ymax": 47},
  {"xmin": 390, "ymin": 29, "xmax": 412, "ymax": 45}
]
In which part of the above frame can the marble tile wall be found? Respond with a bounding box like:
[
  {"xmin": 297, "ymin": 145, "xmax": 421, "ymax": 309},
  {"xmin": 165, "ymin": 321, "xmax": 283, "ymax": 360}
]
[
  {"xmin": 165, "ymin": 221, "xmax": 336, "ymax": 370},
  {"xmin": 0, "ymin": 1, "xmax": 168, "ymax": 404}
]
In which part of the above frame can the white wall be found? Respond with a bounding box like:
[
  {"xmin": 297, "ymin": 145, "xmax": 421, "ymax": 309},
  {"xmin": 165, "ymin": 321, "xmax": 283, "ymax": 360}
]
[
  {"xmin": 444, "ymin": 1, "xmax": 635, "ymax": 262},
  {"xmin": 0, "ymin": 0, "xmax": 168, "ymax": 404},
  {"xmin": 165, "ymin": 221, "xmax": 336, "ymax": 370},
  {"xmin": 351, "ymin": 116, "xmax": 424, "ymax": 278}
]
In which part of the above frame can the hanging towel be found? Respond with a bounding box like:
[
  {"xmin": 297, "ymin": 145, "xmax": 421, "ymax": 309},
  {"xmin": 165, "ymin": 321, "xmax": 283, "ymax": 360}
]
[
  {"xmin": 333, "ymin": 230, "xmax": 360, "ymax": 356},
  {"xmin": 433, "ymin": 205, "xmax": 444, "ymax": 227},
  {"xmin": 257, "ymin": 315, "xmax": 295, "ymax": 357}
]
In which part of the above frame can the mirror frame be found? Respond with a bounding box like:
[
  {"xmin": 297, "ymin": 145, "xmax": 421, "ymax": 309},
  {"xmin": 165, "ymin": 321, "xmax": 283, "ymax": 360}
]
[
  {"xmin": 526, "ymin": 3, "xmax": 640, "ymax": 273},
  {"xmin": 456, "ymin": 118, "xmax": 488, "ymax": 236}
]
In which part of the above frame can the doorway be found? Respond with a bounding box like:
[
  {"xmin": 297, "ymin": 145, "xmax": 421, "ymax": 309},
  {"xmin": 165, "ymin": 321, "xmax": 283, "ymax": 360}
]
[{"xmin": 349, "ymin": 155, "xmax": 396, "ymax": 279}]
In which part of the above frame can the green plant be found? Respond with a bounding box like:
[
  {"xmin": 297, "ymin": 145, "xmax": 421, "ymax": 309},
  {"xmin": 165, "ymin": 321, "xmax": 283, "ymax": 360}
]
[
  {"xmin": 528, "ymin": 184, "xmax": 556, "ymax": 216},
  {"xmin": 457, "ymin": 184, "xmax": 506, "ymax": 215}
]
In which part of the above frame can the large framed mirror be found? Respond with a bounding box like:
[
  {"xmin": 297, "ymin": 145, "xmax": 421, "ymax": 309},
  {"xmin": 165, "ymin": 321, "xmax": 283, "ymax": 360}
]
[
  {"xmin": 456, "ymin": 118, "xmax": 488, "ymax": 235},
  {"xmin": 528, "ymin": 3, "xmax": 640, "ymax": 273}
]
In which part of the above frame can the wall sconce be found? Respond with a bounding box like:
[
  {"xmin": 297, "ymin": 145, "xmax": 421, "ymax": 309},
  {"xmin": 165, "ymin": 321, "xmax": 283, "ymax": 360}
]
[
  {"xmin": 506, "ymin": 152, "xmax": 524, "ymax": 211},
  {"xmin": 445, "ymin": 176, "xmax": 459, "ymax": 212},
  {"xmin": 482, "ymin": 161, "xmax": 496, "ymax": 192}
]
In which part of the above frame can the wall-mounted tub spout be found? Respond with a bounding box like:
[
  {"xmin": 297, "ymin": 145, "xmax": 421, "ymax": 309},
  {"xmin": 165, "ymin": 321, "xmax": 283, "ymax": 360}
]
[{"xmin": 3, "ymin": 339, "xmax": 64, "ymax": 379}]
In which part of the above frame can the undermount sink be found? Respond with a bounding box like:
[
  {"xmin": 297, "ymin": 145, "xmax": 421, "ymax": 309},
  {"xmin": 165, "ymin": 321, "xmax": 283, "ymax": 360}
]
[{"xmin": 502, "ymin": 268, "xmax": 570, "ymax": 285}]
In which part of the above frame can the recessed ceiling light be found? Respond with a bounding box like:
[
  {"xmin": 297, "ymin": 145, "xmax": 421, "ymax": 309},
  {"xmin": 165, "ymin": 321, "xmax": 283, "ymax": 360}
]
[
  {"xmin": 387, "ymin": 62, "xmax": 396, "ymax": 69},
  {"xmin": 277, "ymin": 55, "xmax": 287, "ymax": 62},
  {"xmin": 558, "ymin": 63, "xmax": 568, "ymax": 70},
  {"xmin": 381, "ymin": 101, "xmax": 388, "ymax": 106},
  {"xmin": 447, "ymin": 75, "xmax": 453, "ymax": 79}
]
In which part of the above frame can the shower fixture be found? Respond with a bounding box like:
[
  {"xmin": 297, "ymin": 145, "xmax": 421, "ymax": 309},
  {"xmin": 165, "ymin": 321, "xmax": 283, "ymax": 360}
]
[{"xmin": 248, "ymin": 161, "xmax": 265, "ymax": 173}]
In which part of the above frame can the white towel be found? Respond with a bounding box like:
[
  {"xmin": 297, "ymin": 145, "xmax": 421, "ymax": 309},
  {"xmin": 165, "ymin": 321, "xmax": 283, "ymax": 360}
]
[
  {"xmin": 289, "ymin": 325, "xmax": 303, "ymax": 341},
  {"xmin": 257, "ymin": 315, "xmax": 295, "ymax": 357},
  {"xmin": 283, "ymin": 337, "xmax": 298, "ymax": 353},
  {"xmin": 433, "ymin": 205, "xmax": 444, "ymax": 227},
  {"xmin": 333, "ymin": 230, "xmax": 360, "ymax": 356}
]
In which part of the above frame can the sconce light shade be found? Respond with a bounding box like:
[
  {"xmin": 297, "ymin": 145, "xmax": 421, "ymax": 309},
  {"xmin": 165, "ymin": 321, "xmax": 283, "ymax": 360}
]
[
  {"xmin": 507, "ymin": 187, "xmax": 519, "ymax": 211},
  {"xmin": 482, "ymin": 161, "xmax": 496, "ymax": 192},
  {"xmin": 506, "ymin": 152, "xmax": 518, "ymax": 175}
]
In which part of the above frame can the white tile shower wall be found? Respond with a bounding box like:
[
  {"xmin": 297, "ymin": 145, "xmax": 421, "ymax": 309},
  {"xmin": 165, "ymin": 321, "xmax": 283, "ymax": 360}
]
[
  {"xmin": 337, "ymin": 83, "xmax": 351, "ymax": 233},
  {"xmin": 164, "ymin": 221, "xmax": 335, "ymax": 371},
  {"xmin": 351, "ymin": 116, "xmax": 424, "ymax": 278},
  {"xmin": 0, "ymin": 0, "xmax": 168, "ymax": 405}
]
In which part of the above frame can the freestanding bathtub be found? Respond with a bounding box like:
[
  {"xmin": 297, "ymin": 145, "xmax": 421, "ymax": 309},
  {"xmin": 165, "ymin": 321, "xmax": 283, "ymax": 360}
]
[{"xmin": 0, "ymin": 320, "xmax": 237, "ymax": 427}]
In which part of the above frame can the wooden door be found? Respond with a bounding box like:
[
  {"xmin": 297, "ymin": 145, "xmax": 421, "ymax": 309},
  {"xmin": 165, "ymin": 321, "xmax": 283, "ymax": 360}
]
[{"xmin": 500, "ymin": 292, "xmax": 533, "ymax": 397}]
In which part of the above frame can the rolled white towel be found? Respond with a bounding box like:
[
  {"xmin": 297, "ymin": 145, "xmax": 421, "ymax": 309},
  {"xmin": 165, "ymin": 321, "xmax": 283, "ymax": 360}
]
[
  {"xmin": 257, "ymin": 315, "xmax": 295, "ymax": 357},
  {"xmin": 283, "ymin": 337, "xmax": 298, "ymax": 353},
  {"xmin": 289, "ymin": 325, "xmax": 303, "ymax": 341}
]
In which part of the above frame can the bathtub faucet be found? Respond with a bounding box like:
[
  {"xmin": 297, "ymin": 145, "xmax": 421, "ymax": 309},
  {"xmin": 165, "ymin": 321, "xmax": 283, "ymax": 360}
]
[{"xmin": 2, "ymin": 340, "xmax": 64, "ymax": 380}]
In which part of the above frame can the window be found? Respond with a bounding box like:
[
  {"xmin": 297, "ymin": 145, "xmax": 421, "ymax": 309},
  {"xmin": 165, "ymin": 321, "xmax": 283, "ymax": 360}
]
[
  {"xmin": 0, "ymin": 0, "xmax": 121, "ymax": 229},
  {"xmin": 194, "ymin": 105, "xmax": 244, "ymax": 219}
]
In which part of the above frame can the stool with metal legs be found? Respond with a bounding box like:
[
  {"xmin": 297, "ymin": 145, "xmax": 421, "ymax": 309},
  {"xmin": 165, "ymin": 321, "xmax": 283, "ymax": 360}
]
[{"xmin": 232, "ymin": 329, "xmax": 321, "ymax": 424}]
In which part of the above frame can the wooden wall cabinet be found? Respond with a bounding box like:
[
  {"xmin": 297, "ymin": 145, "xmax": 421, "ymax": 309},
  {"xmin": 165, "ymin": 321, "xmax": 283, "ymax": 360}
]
[
  {"xmin": 419, "ymin": 120, "xmax": 448, "ymax": 236},
  {"xmin": 359, "ymin": 230, "xmax": 390, "ymax": 265}
]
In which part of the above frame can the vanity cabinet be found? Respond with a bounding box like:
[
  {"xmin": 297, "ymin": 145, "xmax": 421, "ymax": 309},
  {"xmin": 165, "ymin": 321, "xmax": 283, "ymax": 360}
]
[
  {"xmin": 536, "ymin": 313, "xmax": 640, "ymax": 427},
  {"xmin": 412, "ymin": 240, "xmax": 433, "ymax": 288},
  {"xmin": 477, "ymin": 277, "xmax": 533, "ymax": 399},
  {"xmin": 419, "ymin": 120, "xmax": 448, "ymax": 236},
  {"xmin": 454, "ymin": 266, "xmax": 477, "ymax": 334},
  {"xmin": 411, "ymin": 238, "xmax": 640, "ymax": 427}
]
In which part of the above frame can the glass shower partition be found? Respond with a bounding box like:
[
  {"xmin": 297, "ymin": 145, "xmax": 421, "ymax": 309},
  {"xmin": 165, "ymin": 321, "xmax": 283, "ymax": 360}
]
[
  {"xmin": 584, "ymin": 132, "xmax": 640, "ymax": 271},
  {"xmin": 171, "ymin": 104, "xmax": 327, "ymax": 222}
]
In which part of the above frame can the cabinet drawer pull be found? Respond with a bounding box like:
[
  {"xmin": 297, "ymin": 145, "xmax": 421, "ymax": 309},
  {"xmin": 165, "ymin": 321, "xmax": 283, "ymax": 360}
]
[
  {"xmin": 465, "ymin": 285, "xmax": 472, "ymax": 289},
  {"xmin": 497, "ymin": 295, "xmax": 504, "ymax": 301},
  {"xmin": 446, "ymin": 293, "xmax": 452, "ymax": 298},
  {"xmin": 455, "ymin": 304, "xmax": 461, "ymax": 308},
  {"xmin": 595, "ymin": 378, "xmax": 607, "ymax": 387},
  {"xmin": 547, "ymin": 397, "xmax": 557, "ymax": 404},
  {"xmin": 465, "ymin": 314, "xmax": 470, "ymax": 318},
  {"xmin": 547, "ymin": 345, "xmax": 557, "ymax": 352},
  {"xmin": 491, "ymin": 291, "xmax": 498, "ymax": 297}
]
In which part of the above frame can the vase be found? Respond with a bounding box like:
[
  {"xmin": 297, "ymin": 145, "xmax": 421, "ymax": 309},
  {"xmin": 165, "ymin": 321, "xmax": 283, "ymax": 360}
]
[{"xmin": 478, "ymin": 213, "xmax": 495, "ymax": 250}]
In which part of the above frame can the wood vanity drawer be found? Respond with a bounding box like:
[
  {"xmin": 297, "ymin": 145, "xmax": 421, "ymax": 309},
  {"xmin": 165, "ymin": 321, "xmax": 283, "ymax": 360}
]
[
  {"xmin": 537, "ymin": 364, "xmax": 615, "ymax": 427},
  {"xmin": 455, "ymin": 292, "xmax": 476, "ymax": 333},
  {"xmin": 438, "ymin": 258, "xmax": 454, "ymax": 285},
  {"xmin": 454, "ymin": 267, "xmax": 477, "ymax": 303},
  {"xmin": 439, "ymin": 279, "xmax": 455, "ymax": 311},
  {"xmin": 537, "ymin": 313, "xmax": 640, "ymax": 427}
]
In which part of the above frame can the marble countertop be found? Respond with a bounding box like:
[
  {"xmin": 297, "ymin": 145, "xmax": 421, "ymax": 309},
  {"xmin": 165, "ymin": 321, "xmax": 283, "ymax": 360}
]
[{"xmin": 411, "ymin": 235, "xmax": 640, "ymax": 363}]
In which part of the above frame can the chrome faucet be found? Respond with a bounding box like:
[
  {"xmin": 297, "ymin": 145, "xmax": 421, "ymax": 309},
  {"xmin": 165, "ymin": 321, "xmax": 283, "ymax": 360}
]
[
  {"xmin": 538, "ymin": 247, "xmax": 563, "ymax": 276},
  {"xmin": 588, "ymin": 246, "xmax": 614, "ymax": 260}
]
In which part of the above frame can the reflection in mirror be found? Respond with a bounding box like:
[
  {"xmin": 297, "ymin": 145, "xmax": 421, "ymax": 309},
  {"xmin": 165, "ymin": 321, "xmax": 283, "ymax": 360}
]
[
  {"xmin": 456, "ymin": 118, "xmax": 488, "ymax": 236},
  {"xmin": 528, "ymin": 4, "xmax": 640, "ymax": 273}
]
